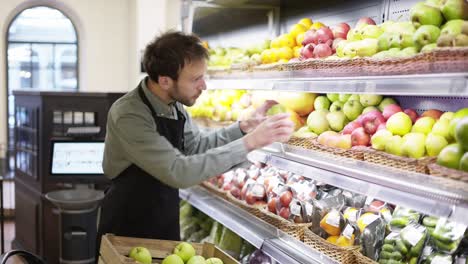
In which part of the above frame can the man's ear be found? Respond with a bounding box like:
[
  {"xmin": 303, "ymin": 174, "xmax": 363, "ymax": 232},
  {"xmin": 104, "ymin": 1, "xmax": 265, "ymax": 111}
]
[{"xmin": 158, "ymin": 76, "xmax": 173, "ymax": 91}]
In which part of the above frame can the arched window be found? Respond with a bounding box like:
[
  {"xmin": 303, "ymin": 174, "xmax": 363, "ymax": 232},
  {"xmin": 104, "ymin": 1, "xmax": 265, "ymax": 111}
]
[{"xmin": 6, "ymin": 6, "xmax": 78, "ymax": 173}]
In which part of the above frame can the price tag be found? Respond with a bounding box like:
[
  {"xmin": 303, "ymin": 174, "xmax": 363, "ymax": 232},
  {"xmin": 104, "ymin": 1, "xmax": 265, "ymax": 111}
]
[
  {"xmin": 362, "ymin": 214, "xmax": 379, "ymax": 226},
  {"xmin": 224, "ymin": 171, "xmax": 234, "ymax": 183},
  {"xmin": 365, "ymin": 196, "xmax": 374, "ymax": 205},
  {"xmin": 403, "ymin": 225, "xmax": 424, "ymax": 246},
  {"xmin": 237, "ymin": 172, "xmax": 246, "ymax": 183},
  {"xmin": 251, "ymin": 185, "xmax": 265, "ymax": 198},
  {"xmin": 432, "ymin": 256, "xmax": 452, "ymax": 264},
  {"xmin": 343, "ymin": 225, "xmax": 354, "ymax": 239},
  {"xmin": 326, "ymin": 211, "xmax": 340, "ymax": 227},
  {"xmin": 386, "ymin": 232, "xmax": 399, "ymax": 241},
  {"xmin": 305, "ymin": 203, "xmax": 313, "ymax": 217}
]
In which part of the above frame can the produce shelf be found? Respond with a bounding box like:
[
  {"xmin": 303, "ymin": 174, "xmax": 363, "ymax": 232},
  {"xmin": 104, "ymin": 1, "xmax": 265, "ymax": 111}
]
[
  {"xmin": 247, "ymin": 143, "xmax": 468, "ymax": 225},
  {"xmin": 179, "ymin": 186, "xmax": 338, "ymax": 264},
  {"xmin": 206, "ymin": 73, "xmax": 468, "ymax": 96}
]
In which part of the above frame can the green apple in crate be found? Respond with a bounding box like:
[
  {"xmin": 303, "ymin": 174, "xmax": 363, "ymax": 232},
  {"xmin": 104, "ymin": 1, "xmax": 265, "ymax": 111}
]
[
  {"xmin": 187, "ymin": 255, "xmax": 206, "ymax": 264},
  {"xmin": 129, "ymin": 246, "xmax": 152, "ymax": 264},
  {"xmin": 173, "ymin": 242, "xmax": 196, "ymax": 262},
  {"xmin": 206, "ymin": 258, "xmax": 224, "ymax": 264},
  {"xmin": 162, "ymin": 254, "xmax": 184, "ymax": 264}
]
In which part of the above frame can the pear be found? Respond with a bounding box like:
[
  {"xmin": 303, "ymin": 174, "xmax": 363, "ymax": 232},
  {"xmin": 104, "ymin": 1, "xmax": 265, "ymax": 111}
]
[
  {"xmin": 378, "ymin": 32, "xmax": 393, "ymax": 51},
  {"xmin": 379, "ymin": 21, "xmax": 395, "ymax": 32},
  {"xmin": 425, "ymin": 0, "xmax": 445, "ymax": 8},
  {"xmin": 421, "ymin": 43, "xmax": 437, "ymax": 52},
  {"xmin": 410, "ymin": 2, "xmax": 444, "ymax": 28},
  {"xmin": 361, "ymin": 25, "xmax": 384, "ymax": 39},
  {"xmin": 390, "ymin": 33, "xmax": 417, "ymax": 49},
  {"xmin": 386, "ymin": 22, "xmax": 417, "ymax": 35},
  {"xmin": 441, "ymin": 0, "xmax": 468, "ymax": 21},
  {"xmin": 437, "ymin": 34, "xmax": 456, "ymax": 47},
  {"xmin": 399, "ymin": 47, "xmax": 419, "ymax": 57},
  {"xmin": 344, "ymin": 39, "xmax": 379, "ymax": 58},
  {"xmin": 347, "ymin": 28, "xmax": 363, "ymax": 41},
  {"xmin": 454, "ymin": 34, "xmax": 468, "ymax": 46},
  {"xmin": 413, "ymin": 25, "xmax": 441, "ymax": 46},
  {"xmin": 441, "ymin": 19, "xmax": 465, "ymax": 35}
]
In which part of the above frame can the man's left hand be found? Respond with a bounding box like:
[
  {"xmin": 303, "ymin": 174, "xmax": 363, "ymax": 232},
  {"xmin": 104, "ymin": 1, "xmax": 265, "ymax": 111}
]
[{"xmin": 239, "ymin": 100, "xmax": 278, "ymax": 134}]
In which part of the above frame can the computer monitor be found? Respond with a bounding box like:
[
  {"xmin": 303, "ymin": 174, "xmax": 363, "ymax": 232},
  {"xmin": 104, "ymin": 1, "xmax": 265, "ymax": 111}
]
[{"xmin": 50, "ymin": 140, "xmax": 105, "ymax": 176}]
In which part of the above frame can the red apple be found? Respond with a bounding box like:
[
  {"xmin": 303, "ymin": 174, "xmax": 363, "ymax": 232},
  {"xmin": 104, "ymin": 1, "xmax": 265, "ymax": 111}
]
[
  {"xmin": 279, "ymin": 207, "xmax": 290, "ymax": 219},
  {"xmin": 246, "ymin": 193, "xmax": 257, "ymax": 205},
  {"xmin": 223, "ymin": 182, "xmax": 233, "ymax": 191},
  {"xmin": 382, "ymin": 104, "xmax": 403, "ymax": 120},
  {"xmin": 280, "ymin": 191, "xmax": 293, "ymax": 207},
  {"xmin": 313, "ymin": 43, "xmax": 333, "ymax": 58},
  {"xmin": 356, "ymin": 17, "xmax": 376, "ymax": 28},
  {"xmin": 377, "ymin": 122, "xmax": 387, "ymax": 131},
  {"xmin": 404, "ymin": 109, "xmax": 419, "ymax": 123},
  {"xmin": 268, "ymin": 198, "xmax": 277, "ymax": 213},
  {"xmin": 351, "ymin": 127, "xmax": 371, "ymax": 146},
  {"xmin": 332, "ymin": 23, "xmax": 351, "ymax": 39},
  {"xmin": 361, "ymin": 111, "xmax": 386, "ymax": 135},
  {"xmin": 230, "ymin": 187, "xmax": 241, "ymax": 199},
  {"xmin": 343, "ymin": 121, "xmax": 362, "ymax": 135},
  {"xmin": 302, "ymin": 29, "xmax": 317, "ymax": 46},
  {"xmin": 254, "ymin": 201, "xmax": 267, "ymax": 207},
  {"xmin": 421, "ymin": 109, "xmax": 443, "ymax": 120},
  {"xmin": 300, "ymin": 43, "xmax": 315, "ymax": 59},
  {"xmin": 241, "ymin": 184, "xmax": 249, "ymax": 200}
]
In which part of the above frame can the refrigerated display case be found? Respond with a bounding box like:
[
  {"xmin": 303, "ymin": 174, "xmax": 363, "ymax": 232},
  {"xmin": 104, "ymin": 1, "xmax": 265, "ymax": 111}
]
[{"xmin": 179, "ymin": 0, "xmax": 468, "ymax": 263}]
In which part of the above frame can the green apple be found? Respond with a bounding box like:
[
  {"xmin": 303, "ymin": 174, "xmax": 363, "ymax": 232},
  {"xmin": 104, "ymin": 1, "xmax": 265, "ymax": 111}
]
[
  {"xmin": 206, "ymin": 258, "xmax": 224, "ymax": 264},
  {"xmin": 307, "ymin": 110, "xmax": 330, "ymax": 135},
  {"xmin": 187, "ymin": 255, "xmax": 206, "ymax": 264},
  {"xmin": 414, "ymin": 25, "xmax": 441, "ymax": 46},
  {"xmin": 129, "ymin": 247, "xmax": 152, "ymax": 264},
  {"xmin": 412, "ymin": 117, "xmax": 436, "ymax": 135},
  {"xmin": 361, "ymin": 25, "xmax": 384, "ymax": 39},
  {"xmin": 432, "ymin": 118, "xmax": 453, "ymax": 142},
  {"xmin": 425, "ymin": 0, "xmax": 444, "ymax": 8},
  {"xmin": 173, "ymin": 242, "xmax": 196, "ymax": 262},
  {"xmin": 460, "ymin": 152, "xmax": 468, "ymax": 172},
  {"xmin": 410, "ymin": 2, "xmax": 444, "ymax": 28},
  {"xmin": 426, "ymin": 133, "xmax": 449, "ymax": 156},
  {"xmin": 336, "ymin": 40, "xmax": 350, "ymax": 57},
  {"xmin": 441, "ymin": 20, "xmax": 465, "ymax": 35},
  {"xmin": 421, "ymin": 43, "xmax": 438, "ymax": 52},
  {"xmin": 437, "ymin": 143, "xmax": 464, "ymax": 169},
  {"xmin": 362, "ymin": 106, "xmax": 379, "ymax": 114},
  {"xmin": 379, "ymin": 21, "xmax": 395, "ymax": 32},
  {"xmin": 339, "ymin": 94, "xmax": 351, "ymax": 103},
  {"xmin": 371, "ymin": 129, "xmax": 393, "ymax": 150},
  {"xmin": 440, "ymin": 111, "xmax": 455, "ymax": 121},
  {"xmin": 347, "ymin": 28, "xmax": 363, "ymax": 41},
  {"xmin": 360, "ymin": 94, "xmax": 383, "ymax": 107},
  {"xmin": 449, "ymin": 108, "xmax": 468, "ymax": 139},
  {"xmin": 348, "ymin": 94, "xmax": 360, "ymax": 101},
  {"xmin": 387, "ymin": 112, "xmax": 413, "ymax": 136},
  {"xmin": 314, "ymin": 96, "xmax": 331, "ymax": 110},
  {"xmin": 441, "ymin": 0, "xmax": 468, "ymax": 21},
  {"xmin": 343, "ymin": 100, "xmax": 364, "ymax": 121},
  {"xmin": 455, "ymin": 117, "xmax": 468, "ymax": 150},
  {"xmin": 378, "ymin": 98, "xmax": 398, "ymax": 111},
  {"xmin": 387, "ymin": 22, "xmax": 417, "ymax": 35},
  {"xmin": 326, "ymin": 111, "xmax": 349, "ymax": 132},
  {"xmin": 330, "ymin": 101, "xmax": 345, "ymax": 112},
  {"xmin": 327, "ymin": 93, "xmax": 340, "ymax": 102},
  {"xmin": 386, "ymin": 135, "xmax": 405, "ymax": 156},
  {"xmin": 162, "ymin": 254, "xmax": 184, "ymax": 264},
  {"xmin": 403, "ymin": 133, "xmax": 427, "ymax": 158},
  {"xmin": 378, "ymin": 32, "xmax": 393, "ymax": 51}
]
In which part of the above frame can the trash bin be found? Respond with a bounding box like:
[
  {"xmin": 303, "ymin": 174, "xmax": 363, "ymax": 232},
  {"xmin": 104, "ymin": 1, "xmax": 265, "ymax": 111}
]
[{"xmin": 45, "ymin": 189, "xmax": 104, "ymax": 264}]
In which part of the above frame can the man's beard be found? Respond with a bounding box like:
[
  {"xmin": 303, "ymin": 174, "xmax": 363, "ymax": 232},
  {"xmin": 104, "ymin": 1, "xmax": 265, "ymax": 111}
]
[{"xmin": 169, "ymin": 83, "xmax": 198, "ymax": 106}]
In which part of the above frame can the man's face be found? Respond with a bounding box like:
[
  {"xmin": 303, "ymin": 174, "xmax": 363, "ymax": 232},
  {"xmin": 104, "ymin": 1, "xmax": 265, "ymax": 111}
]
[{"xmin": 169, "ymin": 59, "xmax": 207, "ymax": 106}]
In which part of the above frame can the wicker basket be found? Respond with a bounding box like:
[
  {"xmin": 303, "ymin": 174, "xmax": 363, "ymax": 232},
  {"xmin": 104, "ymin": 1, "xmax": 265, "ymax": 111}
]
[
  {"xmin": 224, "ymin": 192, "xmax": 265, "ymax": 218},
  {"xmin": 313, "ymin": 141, "xmax": 365, "ymax": 161},
  {"xmin": 429, "ymin": 47, "xmax": 468, "ymax": 73},
  {"xmin": 353, "ymin": 251, "xmax": 378, "ymax": 264},
  {"xmin": 257, "ymin": 209, "xmax": 311, "ymax": 240},
  {"xmin": 281, "ymin": 58, "xmax": 364, "ymax": 77},
  {"xmin": 200, "ymin": 181, "xmax": 229, "ymax": 199},
  {"xmin": 428, "ymin": 163, "xmax": 468, "ymax": 182},
  {"xmin": 287, "ymin": 136, "xmax": 321, "ymax": 151},
  {"xmin": 303, "ymin": 229, "xmax": 359, "ymax": 264},
  {"xmin": 361, "ymin": 147, "xmax": 434, "ymax": 174},
  {"xmin": 252, "ymin": 63, "xmax": 282, "ymax": 72},
  {"xmin": 363, "ymin": 52, "xmax": 432, "ymax": 76}
]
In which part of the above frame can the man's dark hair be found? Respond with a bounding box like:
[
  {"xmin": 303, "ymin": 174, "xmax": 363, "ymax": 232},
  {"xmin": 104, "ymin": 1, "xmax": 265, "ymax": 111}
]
[{"xmin": 142, "ymin": 31, "xmax": 209, "ymax": 82}]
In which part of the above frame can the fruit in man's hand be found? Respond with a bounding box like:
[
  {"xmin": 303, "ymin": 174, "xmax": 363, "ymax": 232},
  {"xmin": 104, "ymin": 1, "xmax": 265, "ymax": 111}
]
[
  {"xmin": 410, "ymin": 2, "xmax": 444, "ymax": 28},
  {"xmin": 173, "ymin": 242, "xmax": 196, "ymax": 262},
  {"xmin": 162, "ymin": 254, "xmax": 184, "ymax": 264},
  {"xmin": 187, "ymin": 256, "xmax": 206, "ymax": 264},
  {"xmin": 129, "ymin": 247, "xmax": 152, "ymax": 264},
  {"xmin": 437, "ymin": 143, "xmax": 464, "ymax": 169},
  {"xmin": 206, "ymin": 258, "xmax": 224, "ymax": 264},
  {"xmin": 386, "ymin": 112, "xmax": 412, "ymax": 136}
]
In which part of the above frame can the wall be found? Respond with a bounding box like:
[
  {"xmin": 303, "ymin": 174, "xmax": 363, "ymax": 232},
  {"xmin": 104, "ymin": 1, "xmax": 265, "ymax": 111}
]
[{"xmin": 0, "ymin": 0, "xmax": 182, "ymax": 155}]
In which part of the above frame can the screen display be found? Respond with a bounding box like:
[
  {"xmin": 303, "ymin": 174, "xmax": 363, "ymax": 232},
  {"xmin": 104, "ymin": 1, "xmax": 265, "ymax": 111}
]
[{"xmin": 51, "ymin": 141, "xmax": 105, "ymax": 174}]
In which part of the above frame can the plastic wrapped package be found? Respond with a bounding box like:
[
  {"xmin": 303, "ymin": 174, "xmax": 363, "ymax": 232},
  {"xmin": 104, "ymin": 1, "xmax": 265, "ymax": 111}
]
[
  {"xmin": 380, "ymin": 223, "xmax": 428, "ymax": 263},
  {"xmin": 218, "ymin": 227, "xmax": 243, "ymax": 259},
  {"xmin": 390, "ymin": 206, "xmax": 421, "ymax": 231},
  {"xmin": 359, "ymin": 215, "xmax": 386, "ymax": 261},
  {"xmin": 309, "ymin": 193, "xmax": 345, "ymax": 237},
  {"xmin": 430, "ymin": 218, "xmax": 466, "ymax": 254}
]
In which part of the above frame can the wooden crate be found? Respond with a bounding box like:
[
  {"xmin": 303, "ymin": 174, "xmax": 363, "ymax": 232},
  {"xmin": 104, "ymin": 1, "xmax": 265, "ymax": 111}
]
[{"xmin": 99, "ymin": 234, "xmax": 239, "ymax": 264}]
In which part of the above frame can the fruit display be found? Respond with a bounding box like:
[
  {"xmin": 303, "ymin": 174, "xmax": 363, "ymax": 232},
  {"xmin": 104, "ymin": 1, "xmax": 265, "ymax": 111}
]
[
  {"xmin": 208, "ymin": 40, "xmax": 271, "ymax": 69},
  {"xmin": 129, "ymin": 246, "xmax": 153, "ymax": 264},
  {"xmin": 203, "ymin": 162, "xmax": 468, "ymax": 263},
  {"xmin": 186, "ymin": 90, "xmax": 249, "ymax": 122}
]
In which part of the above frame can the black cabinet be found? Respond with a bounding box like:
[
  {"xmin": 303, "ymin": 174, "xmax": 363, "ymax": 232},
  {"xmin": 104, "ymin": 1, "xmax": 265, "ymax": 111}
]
[{"xmin": 12, "ymin": 90, "xmax": 124, "ymax": 263}]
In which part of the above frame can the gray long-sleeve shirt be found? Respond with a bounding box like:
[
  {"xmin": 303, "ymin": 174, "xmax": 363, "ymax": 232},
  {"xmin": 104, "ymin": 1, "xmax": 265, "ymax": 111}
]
[{"xmin": 102, "ymin": 77, "xmax": 248, "ymax": 188}]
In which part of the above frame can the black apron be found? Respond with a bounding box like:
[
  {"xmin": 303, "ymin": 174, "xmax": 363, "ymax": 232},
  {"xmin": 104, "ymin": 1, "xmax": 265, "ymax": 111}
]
[{"xmin": 96, "ymin": 84, "xmax": 185, "ymax": 260}]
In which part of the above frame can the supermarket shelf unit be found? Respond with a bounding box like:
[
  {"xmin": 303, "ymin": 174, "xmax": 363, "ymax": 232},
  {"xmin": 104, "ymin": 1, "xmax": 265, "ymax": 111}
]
[
  {"xmin": 180, "ymin": 186, "xmax": 338, "ymax": 264},
  {"xmin": 206, "ymin": 72, "xmax": 468, "ymax": 96}
]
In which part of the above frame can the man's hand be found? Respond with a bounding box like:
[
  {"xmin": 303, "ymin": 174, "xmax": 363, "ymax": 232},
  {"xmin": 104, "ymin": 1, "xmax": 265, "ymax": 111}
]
[
  {"xmin": 243, "ymin": 113, "xmax": 295, "ymax": 151},
  {"xmin": 239, "ymin": 100, "xmax": 278, "ymax": 134}
]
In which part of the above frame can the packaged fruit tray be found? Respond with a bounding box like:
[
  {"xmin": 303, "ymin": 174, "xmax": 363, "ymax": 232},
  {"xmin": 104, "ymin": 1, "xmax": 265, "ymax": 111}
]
[
  {"xmin": 303, "ymin": 229, "xmax": 359, "ymax": 264},
  {"xmin": 257, "ymin": 208, "xmax": 311, "ymax": 241},
  {"xmin": 224, "ymin": 192, "xmax": 265, "ymax": 219},
  {"xmin": 360, "ymin": 147, "xmax": 434, "ymax": 174},
  {"xmin": 99, "ymin": 234, "xmax": 239, "ymax": 264},
  {"xmin": 428, "ymin": 163, "xmax": 468, "ymax": 183}
]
